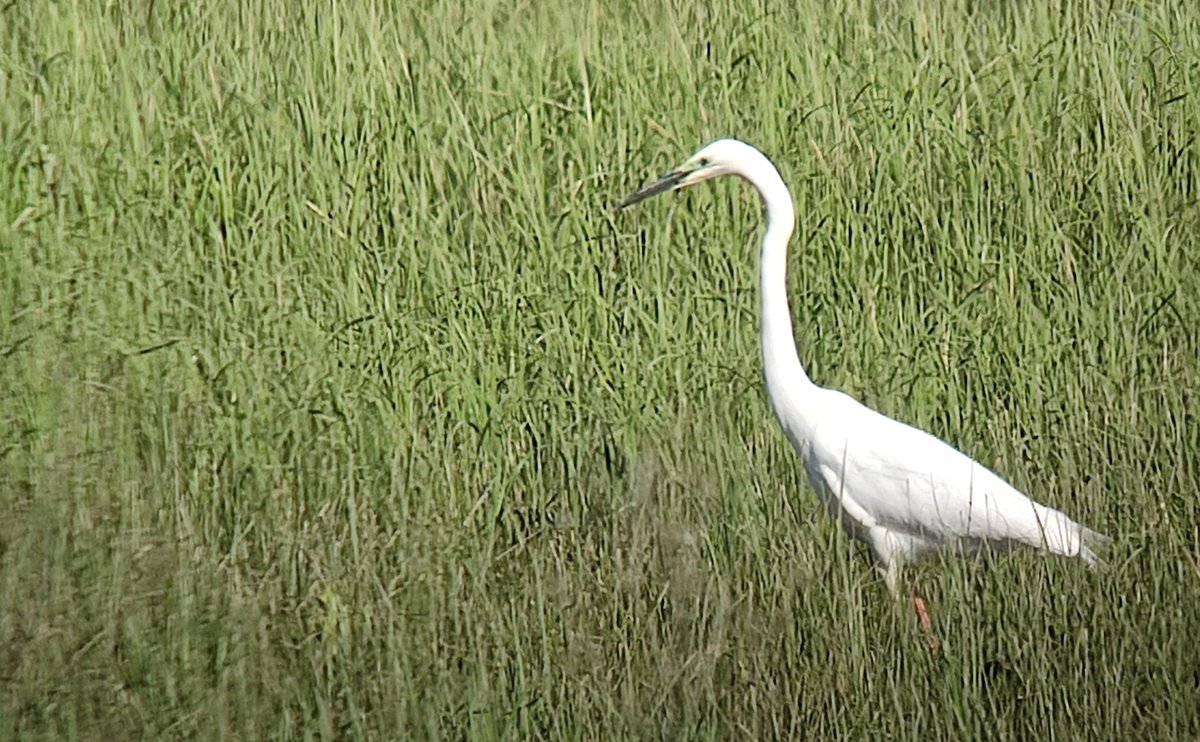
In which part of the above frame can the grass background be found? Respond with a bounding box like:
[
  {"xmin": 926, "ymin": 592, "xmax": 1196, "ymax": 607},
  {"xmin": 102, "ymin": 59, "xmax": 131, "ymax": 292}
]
[{"xmin": 2, "ymin": 0, "xmax": 1198, "ymax": 738}]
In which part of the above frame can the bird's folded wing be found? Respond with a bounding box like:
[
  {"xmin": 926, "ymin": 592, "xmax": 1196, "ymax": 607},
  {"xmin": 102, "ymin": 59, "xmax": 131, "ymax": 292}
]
[{"xmin": 808, "ymin": 401, "xmax": 1078, "ymax": 552}]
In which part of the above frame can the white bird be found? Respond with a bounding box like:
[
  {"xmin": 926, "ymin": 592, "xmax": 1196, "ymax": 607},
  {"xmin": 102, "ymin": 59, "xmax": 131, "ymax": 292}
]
[{"xmin": 618, "ymin": 139, "xmax": 1107, "ymax": 634}]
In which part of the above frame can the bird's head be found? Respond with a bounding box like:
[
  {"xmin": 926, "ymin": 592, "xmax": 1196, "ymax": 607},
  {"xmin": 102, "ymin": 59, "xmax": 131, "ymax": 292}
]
[{"xmin": 618, "ymin": 139, "xmax": 750, "ymax": 209}]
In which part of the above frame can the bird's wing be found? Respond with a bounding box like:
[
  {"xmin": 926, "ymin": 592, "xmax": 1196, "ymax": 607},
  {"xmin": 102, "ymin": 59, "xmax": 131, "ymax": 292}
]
[{"xmin": 806, "ymin": 393, "xmax": 1084, "ymax": 556}]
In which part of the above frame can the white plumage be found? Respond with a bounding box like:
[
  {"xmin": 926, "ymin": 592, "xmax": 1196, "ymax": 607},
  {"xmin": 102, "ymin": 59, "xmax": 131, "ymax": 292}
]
[{"xmin": 619, "ymin": 138, "xmax": 1107, "ymax": 599}]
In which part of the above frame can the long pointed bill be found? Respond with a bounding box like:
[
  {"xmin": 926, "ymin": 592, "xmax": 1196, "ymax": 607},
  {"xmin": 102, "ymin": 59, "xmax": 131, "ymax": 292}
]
[{"xmin": 617, "ymin": 170, "xmax": 688, "ymax": 209}]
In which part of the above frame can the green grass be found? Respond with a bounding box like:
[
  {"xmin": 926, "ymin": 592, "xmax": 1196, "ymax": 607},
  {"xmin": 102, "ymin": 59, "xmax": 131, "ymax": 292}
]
[{"xmin": 2, "ymin": 0, "xmax": 1199, "ymax": 737}]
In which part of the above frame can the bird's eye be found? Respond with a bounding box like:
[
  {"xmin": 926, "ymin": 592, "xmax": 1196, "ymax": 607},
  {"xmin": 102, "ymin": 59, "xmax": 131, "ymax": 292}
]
[{"xmin": 698, "ymin": 157, "xmax": 710, "ymax": 167}]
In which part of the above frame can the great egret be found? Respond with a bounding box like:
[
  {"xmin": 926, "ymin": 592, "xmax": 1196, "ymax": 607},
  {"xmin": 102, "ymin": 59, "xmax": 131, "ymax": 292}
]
[{"xmin": 618, "ymin": 139, "xmax": 1107, "ymax": 634}]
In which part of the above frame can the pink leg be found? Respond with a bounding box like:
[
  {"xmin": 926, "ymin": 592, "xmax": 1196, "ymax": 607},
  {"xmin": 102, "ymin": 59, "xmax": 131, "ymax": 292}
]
[{"xmin": 912, "ymin": 590, "xmax": 940, "ymax": 656}]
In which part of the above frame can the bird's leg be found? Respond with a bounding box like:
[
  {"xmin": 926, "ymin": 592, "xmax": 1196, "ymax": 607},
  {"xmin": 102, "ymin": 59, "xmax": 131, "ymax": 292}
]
[
  {"xmin": 881, "ymin": 556, "xmax": 939, "ymax": 655},
  {"xmin": 910, "ymin": 580, "xmax": 940, "ymax": 657},
  {"xmin": 882, "ymin": 558, "xmax": 903, "ymax": 599}
]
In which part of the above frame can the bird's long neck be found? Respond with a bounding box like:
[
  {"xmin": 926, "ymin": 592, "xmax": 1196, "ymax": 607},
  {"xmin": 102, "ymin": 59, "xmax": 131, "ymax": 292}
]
[{"xmin": 742, "ymin": 156, "xmax": 819, "ymax": 434}]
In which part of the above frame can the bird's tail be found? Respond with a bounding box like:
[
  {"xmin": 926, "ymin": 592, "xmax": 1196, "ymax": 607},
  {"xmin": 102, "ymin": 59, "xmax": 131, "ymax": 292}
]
[{"xmin": 1078, "ymin": 526, "xmax": 1111, "ymax": 571}]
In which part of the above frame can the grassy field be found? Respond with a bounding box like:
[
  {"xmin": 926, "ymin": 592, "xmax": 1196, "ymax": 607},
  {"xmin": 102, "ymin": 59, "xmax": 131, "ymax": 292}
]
[{"xmin": 3, "ymin": 0, "xmax": 1199, "ymax": 738}]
